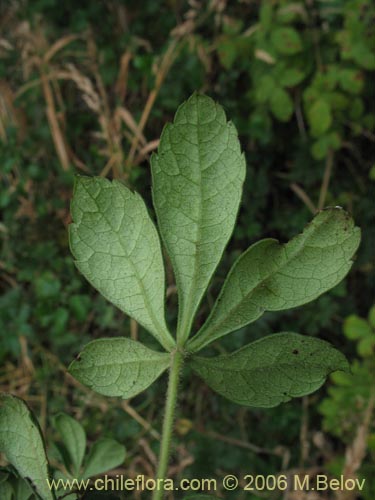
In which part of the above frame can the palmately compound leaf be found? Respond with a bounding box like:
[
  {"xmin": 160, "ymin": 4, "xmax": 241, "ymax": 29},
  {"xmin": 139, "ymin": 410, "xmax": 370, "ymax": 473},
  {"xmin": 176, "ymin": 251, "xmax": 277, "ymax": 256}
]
[
  {"xmin": 54, "ymin": 413, "xmax": 86, "ymax": 476},
  {"xmin": 0, "ymin": 394, "xmax": 54, "ymax": 500},
  {"xmin": 190, "ymin": 333, "xmax": 349, "ymax": 408},
  {"xmin": 69, "ymin": 338, "xmax": 170, "ymax": 398},
  {"xmin": 81, "ymin": 438, "xmax": 126, "ymax": 479},
  {"xmin": 188, "ymin": 208, "xmax": 360, "ymax": 352},
  {"xmin": 151, "ymin": 93, "xmax": 245, "ymax": 343},
  {"xmin": 69, "ymin": 175, "xmax": 175, "ymax": 351}
]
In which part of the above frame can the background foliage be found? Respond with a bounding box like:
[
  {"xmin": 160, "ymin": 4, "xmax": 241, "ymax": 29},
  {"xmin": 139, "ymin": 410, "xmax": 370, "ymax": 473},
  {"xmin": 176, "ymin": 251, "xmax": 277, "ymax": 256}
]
[{"xmin": 0, "ymin": 1, "xmax": 374, "ymax": 499}]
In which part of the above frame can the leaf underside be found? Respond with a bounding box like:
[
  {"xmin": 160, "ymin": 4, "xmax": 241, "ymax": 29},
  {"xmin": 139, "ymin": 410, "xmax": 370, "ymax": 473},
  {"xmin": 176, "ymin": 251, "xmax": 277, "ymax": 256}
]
[
  {"xmin": 69, "ymin": 338, "xmax": 170, "ymax": 398},
  {"xmin": 69, "ymin": 176, "xmax": 174, "ymax": 350},
  {"xmin": 190, "ymin": 333, "xmax": 349, "ymax": 408},
  {"xmin": 189, "ymin": 208, "xmax": 360, "ymax": 351},
  {"xmin": 151, "ymin": 93, "xmax": 246, "ymax": 340},
  {"xmin": 0, "ymin": 394, "xmax": 54, "ymax": 500}
]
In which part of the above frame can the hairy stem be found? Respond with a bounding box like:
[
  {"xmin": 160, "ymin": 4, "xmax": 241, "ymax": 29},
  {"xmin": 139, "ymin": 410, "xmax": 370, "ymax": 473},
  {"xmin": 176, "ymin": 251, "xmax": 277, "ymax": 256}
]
[{"xmin": 152, "ymin": 349, "xmax": 183, "ymax": 500}]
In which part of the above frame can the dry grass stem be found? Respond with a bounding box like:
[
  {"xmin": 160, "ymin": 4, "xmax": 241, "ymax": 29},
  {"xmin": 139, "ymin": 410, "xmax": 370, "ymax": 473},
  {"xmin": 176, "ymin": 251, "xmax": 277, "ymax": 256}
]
[{"xmin": 290, "ymin": 183, "xmax": 317, "ymax": 214}]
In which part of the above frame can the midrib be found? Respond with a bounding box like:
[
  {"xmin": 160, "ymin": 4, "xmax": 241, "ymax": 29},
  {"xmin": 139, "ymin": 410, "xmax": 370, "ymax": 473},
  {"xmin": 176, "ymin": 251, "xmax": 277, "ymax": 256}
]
[{"xmin": 178, "ymin": 100, "xmax": 204, "ymax": 339}]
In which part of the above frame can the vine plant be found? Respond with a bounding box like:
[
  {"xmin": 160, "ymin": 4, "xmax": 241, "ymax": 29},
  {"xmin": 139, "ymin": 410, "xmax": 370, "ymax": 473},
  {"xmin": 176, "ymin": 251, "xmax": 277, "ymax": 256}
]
[{"xmin": 0, "ymin": 93, "xmax": 361, "ymax": 500}]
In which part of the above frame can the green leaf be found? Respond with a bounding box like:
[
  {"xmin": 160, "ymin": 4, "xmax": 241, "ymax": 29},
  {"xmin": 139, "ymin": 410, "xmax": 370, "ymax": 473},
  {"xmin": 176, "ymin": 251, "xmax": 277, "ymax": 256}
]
[
  {"xmin": 339, "ymin": 69, "xmax": 364, "ymax": 95},
  {"xmin": 311, "ymin": 132, "xmax": 341, "ymax": 160},
  {"xmin": 352, "ymin": 42, "xmax": 375, "ymax": 70},
  {"xmin": 82, "ymin": 439, "xmax": 125, "ymax": 479},
  {"xmin": 357, "ymin": 336, "xmax": 375, "ymax": 357},
  {"xmin": 188, "ymin": 208, "xmax": 360, "ymax": 352},
  {"xmin": 255, "ymin": 75, "xmax": 276, "ymax": 103},
  {"xmin": 68, "ymin": 294, "xmax": 90, "ymax": 322},
  {"xmin": 216, "ymin": 36, "xmax": 238, "ymax": 69},
  {"xmin": 54, "ymin": 413, "xmax": 86, "ymax": 476},
  {"xmin": 280, "ymin": 68, "xmax": 305, "ymax": 87},
  {"xmin": 190, "ymin": 333, "xmax": 349, "ymax": 408},
  {"xmin": 326, "ymin": 91, "xmax": 349, "ymax": 112},
  {"xmin": 271, "ymin": 27, "xmax": 302, "ymax": 55},
  {"xmin": 0, "ymin": 394, "xmax": 54, "ymax": 500},
  {"xmin": 269, "ymin": 87, "xmax": 294, "ymax": 121},
  {"xmin": 13, "ymin": 477, "xmax": 34, "ymax": 500},
  {"xmin": 69, "ymin": 338, "xmax": 170, "ymax": 398},
  {"xmin": 151, "ymin": 93, "xmax": 245, "ymax": 343},
  {"xmin": 368, "ymin": 305, "xmax": 375, "ymax": 328},
  {"xmin": 0, "ymin": 481, "xmax": 13, "ymax": 500},
  {"xmin": 276, "ymin": 5, "xmax": 299, "ymax": 24},
  {"xmin": 348, "ymin": 98, "xmax": 364, "ymax": 120},
  {"xmin": 52, "ymin": 471, "xmax": 78, "ymax": 500},
  {"xmin": 343, "ymin": 315, "xmax": 372, "ymax": 340},
  {"xmin": 307, "ymin": 99, "xmax": 332, "ymax": 137},
  {"xmin": 69, "ymin": 175, "xmax": 174, "ymax": 351}
]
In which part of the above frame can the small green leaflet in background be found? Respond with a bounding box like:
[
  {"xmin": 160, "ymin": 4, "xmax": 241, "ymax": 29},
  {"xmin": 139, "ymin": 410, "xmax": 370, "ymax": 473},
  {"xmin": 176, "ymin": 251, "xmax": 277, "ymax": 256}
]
[
  {"xmin": 151, "ymin": 93, "xmax": 245, "ymax": 343},
  {"xmin": 311, "ymin": 132, "xmax": 341, "ymax": 160},
  {"xmin": 344, "ymin": 315, "xmax": 373, "ymax": 340},
  {"xmin": 190, "ymin": 333, "xmax": 349, "ymax": 407},
  {"xmin": 81, "ymin": 439, "xmax": 126, "ymax": 479},
  {"xmin": 188, "ymin": 208, "xmax": 360, "ymax": 352},
  {"xmin": 0, "ymin": 394, "xmax": 54, "ymax": 500},
  {"xmin": 0, "ymin": 476, "xmax": 13, "ymax": 500},
  {"xmin": 54, "ymin": 413, "xmax": 86, "ymax": 477},
  {"xmin": 53, "ymin": 414, "xmax": 126, "ymax": 484},
  {"xmin": 0, "ymin": 483, "xmax": 12, "ymax": 500},
  {"xmin": 255, "ymin": 75, "xmax": 275, "ymax": 103},
  {"xmin": 69, "ymin": 338, "xmax": 170, "ymax": 398},
  {"xmin": 14, "ymin": 477, "xmax": 34, "ymax": 500},
  {"xmin": 51, "ymin": 471, "xmax": 77, "ymax": 500},
  {"xmin": 343, "ymin": 307, "xmax": 375, "ymax": 358},
  {"xmin": 69, "ymin": 176, "xmax": 174, "ymax": 351},
  {"xmin": 0, "ymin": 472, "xmax": 37, "ymax": 500}
]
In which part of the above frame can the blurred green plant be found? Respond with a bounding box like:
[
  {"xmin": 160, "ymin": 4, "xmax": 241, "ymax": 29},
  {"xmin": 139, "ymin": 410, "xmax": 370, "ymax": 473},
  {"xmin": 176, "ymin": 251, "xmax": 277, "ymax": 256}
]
[
  {"xmin": 319, "ymin": 306, "xmax": 375, "ymax": 500},
  {"xmin": 0, "ymin": 395, "xmax": 125, "ymax": 500},
  {"xmin": 216, "ymin": 0, "xmax": 375, "ymax": 160},
  {"xmin": 319, "ymin": 305, "xmax": 375, "ymax": 441}
]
